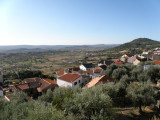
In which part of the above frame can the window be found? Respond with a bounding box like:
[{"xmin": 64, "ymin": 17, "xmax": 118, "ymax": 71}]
[
  {"xmin": 74, "ymin": 82, "xmax": 77, "ymax": 85},
  {"xmin": 79, "ymin": 80, "xmax": 81, "ymax": 83}
]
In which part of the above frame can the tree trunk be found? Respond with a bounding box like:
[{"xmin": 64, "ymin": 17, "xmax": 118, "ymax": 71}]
[{"xmin": 139, "ymin": 103, "xmax": 142, "ymax": 113}]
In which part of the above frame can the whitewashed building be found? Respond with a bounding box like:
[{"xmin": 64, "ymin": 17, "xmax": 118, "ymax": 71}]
[
  {"xmin": 80, "ymin": 63, "xmax": 93, "ymax": 71},
  {"xmin": 57, "ymin": 73, "xmax": 82, "ymax": 88}
]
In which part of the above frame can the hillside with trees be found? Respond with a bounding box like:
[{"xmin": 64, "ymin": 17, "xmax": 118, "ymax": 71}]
[{"xmin": 112, "ymin": 38, "xmax": 160, "ymax": 52}]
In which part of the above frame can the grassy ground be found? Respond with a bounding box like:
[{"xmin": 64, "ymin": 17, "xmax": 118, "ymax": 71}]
[
  {"xmin": 0, "ymin": 50, "xmax": 106, "ymax": 74},
  {"xmin": 114, "ymin": 106, "xmax": 160, "ymax": 120}
]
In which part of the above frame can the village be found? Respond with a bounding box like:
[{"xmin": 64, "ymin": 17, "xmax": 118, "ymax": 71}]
[{"xmin": 1, "ymin": 47, "xmax": 160, "ymax": 102}]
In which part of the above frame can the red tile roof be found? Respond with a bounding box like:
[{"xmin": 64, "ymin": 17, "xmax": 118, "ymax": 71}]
[
  {"xmin": 87, "ymin": 75, "xmax": 114, "ymax": 88},
  {"xmin": 58, "ymin": 73, "xmax": 81, "ymax": 82},
  {"xmin": 153, "ymin": 60, "xmax": 160, "ymax": 65},
  {"xmin": 24, "ymin": 77, "xmax": 41, "ymax": 83},
  {"xmin": 87, "ymin": 69, "xmax": 94, "ymax": 74},
  {"xmin": 115, "ymin": 62, "xmax": 123, "ymax": 66},
  {"xmin": 87, "ymin": 67, "xmax": 103, "ymax": 74},
  {"xmin": 13, "ymin": 78, "xmax": 57, "ymax": 93},
  {"xmin": 13, "ymin": 83, "xmax": 29, "ymax": 91},
  {"xmin": 43, "ymin": 79, "xmax": 57, "ymax": 84},
  {"xmin": 57, "ymin": 68, "xmax": 67, "ymax": 76},
  {"xmin": 113, "ymin": 59, "xmax": 120, "ymax": 62},
  {"xmin": 37, "ymin": 79, "xmax": 57, "ymax": 92},
  {"xmin": 94, "ymin": 68, "xmax": 103, "ymax": 73}
]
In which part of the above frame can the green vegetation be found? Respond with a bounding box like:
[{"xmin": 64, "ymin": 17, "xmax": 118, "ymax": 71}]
[
  {"xmin": 0, "ymin": 50, "xmax": 108, "ymax": 76},
  {"xmin": 0, "ymin": 86, "xmax": 115, "ymax": 120},
  {"xmin": 1, "ymin": 76, "xmax": 158, "ymax": 120},
  {"xmin": 105, "ymin": 63, "xmax": 160, "ymax": 83},
  {"xmin": 3, "ymin": 70, "xmax": 42, "ymax": 80},
  {"xmin": 111, "ymin": 38, "xmax": 160, "ymax": 54},
  {"xmin": 127, "ymin": 81, "xmax": 155, "ymax": 113},
  {"xmin": 1, "ymin": 38, "xmax": 160, "ymax": 119},
  {"xmin": 3, "ymin": 70, "xmax": 57, "ymax": 87}
]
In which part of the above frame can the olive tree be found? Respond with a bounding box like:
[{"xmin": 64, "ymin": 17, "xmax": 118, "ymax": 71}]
[
  {"xmin": 38, "ymin": 89, "xmax": 54, "ymax": 103},
  {"xmin": 105, "ymin": 64, "xmax": 118, "ymax": 76},
  {"xmin": 131, "ymin": 66, "xmax": 143, "ymax": 80},
  {"xmin": 52, "ymin": 87, "xmax": 73, "ymax": 110},
  {"xmin": 112, "ymin": 67, "xmax": 127, "ymax": 81},
  {"xmin": 144, "ymin": 67, "xmax": 160, "ymax": 83},
  {"xmin": 63, "ymin": 85, "xmax": 114, "ymax": 120},
  {"xmin": 127, "ymin": 81, "xmax": 155, "ymax": 113}
]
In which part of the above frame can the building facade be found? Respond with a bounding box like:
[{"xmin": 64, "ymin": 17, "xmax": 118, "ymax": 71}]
[{"xmin": 57, "ymin": 73, "xmax": 82, "ymax": 88}]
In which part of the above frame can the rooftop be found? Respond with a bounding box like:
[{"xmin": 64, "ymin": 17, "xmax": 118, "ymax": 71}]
[
  {"xmin": 24, "ymin": 77, "xmax": 41, "ymax": 83},
  {"xmin": 58, "ymin": 73, "xmax": 81, "ymax": 83},
  {"xmin": 81, "ymin": 63, "xmax": 93, "ymax": 68},
  {"xmin": 37, "ymin": 79, "xmax": 57, "ymax": 92},
  {"xmin": 87, "ymin": 67, "xmax": 103, "ymax": 74},
  {"xmin": 86, "ymin": 75, "xmax": 114, "ymax": 88},
  {"xmin": 153, "ymin": 60, "xmax": 160, "ymax": 65},
  {"xmin": 57, "ymin": 68, "xmax": 67, "ymax": 76},
  {"xmin": 13, "ymin": 83, "xmax": 29, "ymax": 91}
]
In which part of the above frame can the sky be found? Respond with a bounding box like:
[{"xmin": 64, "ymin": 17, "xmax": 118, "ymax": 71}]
[{"xmin": 0, "ymin": 0, "xmax": 160, "ymax": 45}]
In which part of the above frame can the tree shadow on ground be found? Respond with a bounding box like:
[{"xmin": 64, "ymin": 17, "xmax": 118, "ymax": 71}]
[{"xmin": 115, "ymin": 110, "xmax": 160, "ymax": 120}]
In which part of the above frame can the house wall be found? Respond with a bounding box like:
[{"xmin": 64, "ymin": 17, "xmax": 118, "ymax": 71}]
[
  {"xmin": 57, "ymin": 76, "xmax": 82, "ymax": 88},
  {"xmin": 127, "ymin": 57, "xmax": 136, "ymax": 63},
  {"xmin": 142, "ymin": 52, "xmax": 149, "ymax": 55},
  {"xmin": 133, "ymin": 59, "xmax": 140, "ymax": 65},
  {"xmin": 98, "ymin": 63, "xmax": 103, "ymax": 66},
  {"xmin": 72, "ymin": 76, "xmax": 82, "ymax": 88},
  {"xmin": 120, "ymin": 57, "xmax": 127, "ymax": 62},
  {"xmin": 80, "ymin": 65, "xmax": 87, "ymax": 71},
  {"xmin": 57, "ymin": 79, "xmax": 72, "ymax": 87},
  {"xmin": 92, "ymin": 73, "xmax": 101, "ymax": 79}
]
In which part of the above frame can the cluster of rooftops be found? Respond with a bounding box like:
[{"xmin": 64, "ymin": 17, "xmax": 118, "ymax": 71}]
[
  {"xmin": 1, "ymin": 48, "xmax": 160, "ymax": 100},
  {"xmin": 0, "ymin": 62, "xmax": 115, "ymax": 100}
]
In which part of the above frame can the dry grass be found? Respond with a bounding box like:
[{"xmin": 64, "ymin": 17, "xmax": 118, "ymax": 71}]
[{"xmin": 115, "ymin": 105, "xmax": 160, "ymax": 120}]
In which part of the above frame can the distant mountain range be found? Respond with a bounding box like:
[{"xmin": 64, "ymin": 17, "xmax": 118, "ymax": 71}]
[
  {"xmin": 111, "ymin": 38, "xmax": 160, "ymax": 51},
  {"xmin": 0, "ymin": 38, "xmax": 159, "ymax": 53},
  {"xmin": 0, "ymin": 44, "xmax": 120, "ymax": 53}
]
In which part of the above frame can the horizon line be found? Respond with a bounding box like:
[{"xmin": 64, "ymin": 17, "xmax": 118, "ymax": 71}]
[{"xmin": 0, "ymin": 44, "xmax": 120, "ymax": 46}]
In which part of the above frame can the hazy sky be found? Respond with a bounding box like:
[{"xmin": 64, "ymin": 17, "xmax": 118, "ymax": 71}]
[{"xmin": 0, "ymin": 0, "xmax": 160, "ymax": 45}]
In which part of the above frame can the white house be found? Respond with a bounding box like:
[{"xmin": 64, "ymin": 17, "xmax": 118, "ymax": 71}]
[
  {"xmin": 0, "ymin": 71, "xmax": 3, "ymax": 83},
  {"xmin": 142, "ymin": 51, "xmax": 149, "ymax": 55},
  {"xmin": 80, "ymin": 63, "xmax": 93, "ymax": 71},
  {"xmin": 0, "ymin": 86, "xmax": 3, "ymax": 97},
  {"xmin": 57, "ymin": 73, "xmax": 82, "ymax": 88}
]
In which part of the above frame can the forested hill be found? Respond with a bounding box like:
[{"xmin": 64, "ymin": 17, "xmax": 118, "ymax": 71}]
[{"xmin": 112, "ymin": 38, "xmax": 160, "ymax": 51}]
